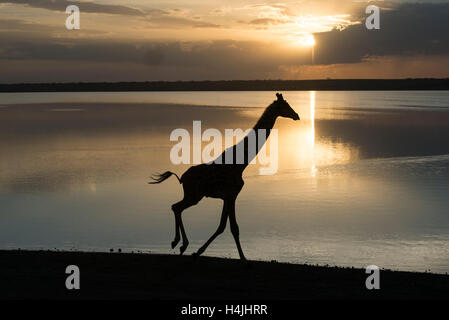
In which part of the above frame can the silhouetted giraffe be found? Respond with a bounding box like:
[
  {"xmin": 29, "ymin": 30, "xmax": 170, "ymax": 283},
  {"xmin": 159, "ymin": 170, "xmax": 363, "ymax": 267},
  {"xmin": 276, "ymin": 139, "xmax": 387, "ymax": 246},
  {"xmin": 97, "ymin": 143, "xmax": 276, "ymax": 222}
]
[{"xmin": 149, "ymin": 93, "xmax": 300, "ymax": 261}]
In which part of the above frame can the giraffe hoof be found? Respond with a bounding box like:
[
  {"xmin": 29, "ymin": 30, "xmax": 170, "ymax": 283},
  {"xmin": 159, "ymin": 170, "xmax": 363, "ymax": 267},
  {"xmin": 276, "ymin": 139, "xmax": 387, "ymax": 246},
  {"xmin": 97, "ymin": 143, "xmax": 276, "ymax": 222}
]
[
  {"xmin": 171, "ymin": 239, "xmax": 180, "ymax": 249},
  {"xmin": 179, "ymin": 244, "xmax": 188, "ymax": 255}
]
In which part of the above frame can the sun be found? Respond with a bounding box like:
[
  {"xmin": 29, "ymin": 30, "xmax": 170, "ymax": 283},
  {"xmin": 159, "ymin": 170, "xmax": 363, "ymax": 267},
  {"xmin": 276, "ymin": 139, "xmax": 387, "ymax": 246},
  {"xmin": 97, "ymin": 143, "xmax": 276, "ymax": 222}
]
[{"xmin": 299, "ymin": 34, "xmax": 316, "ymax": 47}]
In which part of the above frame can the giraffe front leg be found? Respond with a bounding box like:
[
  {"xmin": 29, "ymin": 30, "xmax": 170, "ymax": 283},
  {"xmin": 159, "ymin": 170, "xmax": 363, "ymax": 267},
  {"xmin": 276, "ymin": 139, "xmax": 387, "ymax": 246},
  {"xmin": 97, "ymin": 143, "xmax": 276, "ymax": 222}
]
[
  {"xmin": 178, "ymin": 214, "xmax": 189, "ymax": 255},
  {"xmin": 193, "ymin": 201, "xmax": 229, "ymax": 257},
  {"xmin": 228, "ymin": 201, "xmax": 247, "ymax": 261},
  {"xmin": 171, "ymin": 215, "xmax": 180, "ymax": 249}
]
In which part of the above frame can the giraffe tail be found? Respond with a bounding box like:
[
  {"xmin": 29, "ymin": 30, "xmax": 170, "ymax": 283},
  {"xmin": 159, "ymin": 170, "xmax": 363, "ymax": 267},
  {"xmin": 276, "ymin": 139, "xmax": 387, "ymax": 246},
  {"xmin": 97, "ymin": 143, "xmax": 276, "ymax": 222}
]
[{"xmin": 148, "ymin": 171, "xmax": 182, "ymax": 184}]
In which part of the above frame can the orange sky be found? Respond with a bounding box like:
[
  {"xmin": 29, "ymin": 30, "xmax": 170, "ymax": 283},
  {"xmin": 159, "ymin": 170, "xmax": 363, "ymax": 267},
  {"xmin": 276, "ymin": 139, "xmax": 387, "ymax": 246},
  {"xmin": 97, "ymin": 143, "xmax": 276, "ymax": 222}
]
[{"xmin": 0, "ymin": 0, "xmax": 448, "ymax": 82}]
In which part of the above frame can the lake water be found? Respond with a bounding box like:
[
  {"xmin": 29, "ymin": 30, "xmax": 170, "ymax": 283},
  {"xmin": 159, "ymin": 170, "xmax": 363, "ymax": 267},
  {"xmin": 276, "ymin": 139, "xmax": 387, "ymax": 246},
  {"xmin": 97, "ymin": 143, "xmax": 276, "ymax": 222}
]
[{"xmin": 1, "ymin": 91, "xmax": 449, "ymax": 273}]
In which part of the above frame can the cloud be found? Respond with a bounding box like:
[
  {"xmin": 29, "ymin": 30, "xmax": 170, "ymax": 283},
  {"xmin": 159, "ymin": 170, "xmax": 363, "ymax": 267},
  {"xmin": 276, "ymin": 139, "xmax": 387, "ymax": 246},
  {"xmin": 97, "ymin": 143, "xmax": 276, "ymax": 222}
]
[
  {"xmin": 250, "ymin": 3, "xmax": 293, "ymax": 16},
  {"xmin": 145, "ymin": 15, "xmax": 222, "ymax": 29},
  {"xmin": 0, "ymin": 32, "xmax": 313, "ymax": 81},
  {"xmin": 0, "ymin": 18, "xmax": 56, "ymax": 32},
  {"xmin": 313, "ymin": 2, "xmax": 449, "ymax": 64},
  {"xmin": 0, "ymin": 1, "xmax": 223, "ymax": 29},
  {"xmin": 0, "ymin": 0, "xmax": 149, "ymax": 16},
  {"xmin": 248, "ymin": 18, "xmax": 291, "ymax": 25},
  {"xmin": 0, "ymin": 0, "xmax": 222, "ymax": 28}
]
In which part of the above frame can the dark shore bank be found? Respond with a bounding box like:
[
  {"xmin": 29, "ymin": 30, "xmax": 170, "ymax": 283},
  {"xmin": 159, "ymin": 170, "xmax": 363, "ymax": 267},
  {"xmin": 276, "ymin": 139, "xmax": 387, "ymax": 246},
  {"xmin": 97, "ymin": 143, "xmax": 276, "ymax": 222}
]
[
  {"xmin": 1, "ymin": 78, "xmax": 449, "ymax": 92},
  {"xmin": 0, "ymin": 250, "xmax": 447, "ymax": 300}
]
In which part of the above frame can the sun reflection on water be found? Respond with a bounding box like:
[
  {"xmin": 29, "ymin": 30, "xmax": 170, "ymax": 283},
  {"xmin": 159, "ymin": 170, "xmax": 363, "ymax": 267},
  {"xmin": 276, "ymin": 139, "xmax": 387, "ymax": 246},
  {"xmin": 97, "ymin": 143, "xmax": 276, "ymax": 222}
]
[
  {"xmin": 309, "ymin": 91, "xmax": 315, "ymax": 149},
  {"xmin": 283, "ymin": 90, "xmax": 359, "ymax": 174},
  {"xmin": 310, "ymin": 91, "xmax": 316, "ymax": 177}
]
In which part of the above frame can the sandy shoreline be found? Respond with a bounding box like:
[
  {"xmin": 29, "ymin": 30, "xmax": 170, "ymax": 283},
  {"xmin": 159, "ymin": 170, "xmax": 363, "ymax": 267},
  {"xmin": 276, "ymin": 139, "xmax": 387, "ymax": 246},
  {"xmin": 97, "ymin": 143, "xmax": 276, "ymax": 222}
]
[{"xmin": 1, "ymin": 250, "xmax": 448, "ymax": 300}]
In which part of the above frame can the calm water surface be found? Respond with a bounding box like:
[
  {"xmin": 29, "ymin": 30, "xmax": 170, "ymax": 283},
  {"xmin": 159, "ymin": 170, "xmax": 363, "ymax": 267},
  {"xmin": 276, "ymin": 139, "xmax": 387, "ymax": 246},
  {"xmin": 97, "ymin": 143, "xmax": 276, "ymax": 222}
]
[{"xmin": 0, "ymin": 91, "xmax": 448, "ymax": 273}]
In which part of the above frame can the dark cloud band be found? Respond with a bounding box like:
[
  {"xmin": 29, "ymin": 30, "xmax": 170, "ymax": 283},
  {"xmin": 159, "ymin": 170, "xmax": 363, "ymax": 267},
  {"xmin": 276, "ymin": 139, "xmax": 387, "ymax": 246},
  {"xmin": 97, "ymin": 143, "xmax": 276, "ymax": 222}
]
[
  {"xmin": 0, "ymin": 0, "xmax": 147, "ymax": 16},
  {"xmin": 314, "ymin": 3, "xmax": 449, "ymax": 64}
]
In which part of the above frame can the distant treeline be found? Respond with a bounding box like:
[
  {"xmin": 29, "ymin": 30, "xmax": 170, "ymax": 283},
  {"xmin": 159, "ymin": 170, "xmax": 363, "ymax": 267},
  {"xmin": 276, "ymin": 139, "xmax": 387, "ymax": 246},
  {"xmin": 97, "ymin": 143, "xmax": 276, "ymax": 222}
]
[{"xmin": 1, "ymin": 79, "xmax": 449, "ymax": 92}]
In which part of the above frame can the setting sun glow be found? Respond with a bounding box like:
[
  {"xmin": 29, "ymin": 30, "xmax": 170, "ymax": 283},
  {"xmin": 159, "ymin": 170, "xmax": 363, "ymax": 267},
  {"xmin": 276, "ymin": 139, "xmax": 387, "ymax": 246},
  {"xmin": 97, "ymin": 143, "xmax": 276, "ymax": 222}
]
[{"xmin": 299, "ymin": 34, "xmax": 316, "ymax": 47}]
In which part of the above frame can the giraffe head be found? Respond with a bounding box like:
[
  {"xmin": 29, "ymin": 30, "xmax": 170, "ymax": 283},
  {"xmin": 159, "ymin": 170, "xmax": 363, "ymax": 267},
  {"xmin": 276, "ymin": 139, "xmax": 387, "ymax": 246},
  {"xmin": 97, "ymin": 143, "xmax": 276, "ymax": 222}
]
[{"xmin": 273, "ymin": 93, "xmax": 300, "ymax": 121}]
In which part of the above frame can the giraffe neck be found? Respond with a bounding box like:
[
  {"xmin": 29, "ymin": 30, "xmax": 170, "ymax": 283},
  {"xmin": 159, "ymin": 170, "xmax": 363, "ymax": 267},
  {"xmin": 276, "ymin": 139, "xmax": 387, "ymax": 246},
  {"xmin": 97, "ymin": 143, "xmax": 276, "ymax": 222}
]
[
  {"xmin": 253, "ymin": 104, "xmax": 278, "ymax": 136},
  {"xmin": 236, "ymin": 104, "xmax": 278, "ymax": 172},
  {"xmin": 215, "ymin": 103, "xmax": 278, "ymax": 171}
]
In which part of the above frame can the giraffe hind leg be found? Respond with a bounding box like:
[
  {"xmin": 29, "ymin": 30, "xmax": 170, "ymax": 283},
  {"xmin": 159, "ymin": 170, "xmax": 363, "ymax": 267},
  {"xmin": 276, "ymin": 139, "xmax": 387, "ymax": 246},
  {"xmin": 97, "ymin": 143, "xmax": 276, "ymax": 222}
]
[
  {"xmin": 170, "ymin": 202, "xmax": 181, "ymax": 249},
  {"xmin": 171, "ymin": 195, "xmax": 201, "ymax": 255}
]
